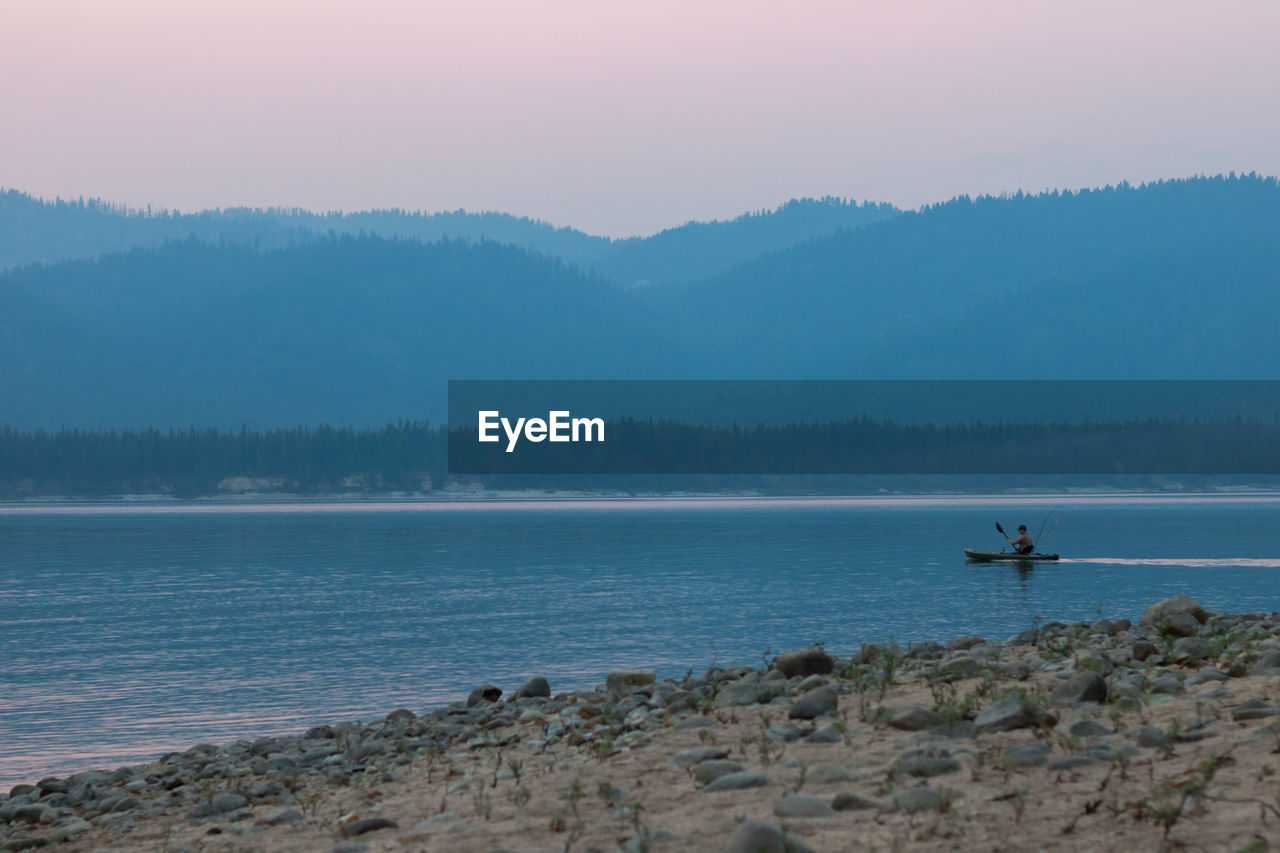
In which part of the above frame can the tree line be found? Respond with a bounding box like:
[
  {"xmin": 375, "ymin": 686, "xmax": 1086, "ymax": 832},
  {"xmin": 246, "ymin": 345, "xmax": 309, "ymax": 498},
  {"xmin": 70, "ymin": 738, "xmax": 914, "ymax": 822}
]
[{"xmin": 1, "ymin": 416, "xmax": 1276, "ymax": 497}]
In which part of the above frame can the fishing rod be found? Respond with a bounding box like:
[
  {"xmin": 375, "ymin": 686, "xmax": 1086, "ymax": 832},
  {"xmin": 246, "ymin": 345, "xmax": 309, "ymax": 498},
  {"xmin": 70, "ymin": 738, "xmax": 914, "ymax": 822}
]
[{"xmin": 1034, "ymin": 510, "xmax": 1059, "ymax": 553}]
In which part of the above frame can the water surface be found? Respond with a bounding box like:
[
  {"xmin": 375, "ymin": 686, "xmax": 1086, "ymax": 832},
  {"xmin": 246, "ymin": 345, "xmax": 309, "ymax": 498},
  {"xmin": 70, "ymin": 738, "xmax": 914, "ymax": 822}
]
[{"xmin": 1, "ymin": 494, "xmax": 1277, "ymax": 786}]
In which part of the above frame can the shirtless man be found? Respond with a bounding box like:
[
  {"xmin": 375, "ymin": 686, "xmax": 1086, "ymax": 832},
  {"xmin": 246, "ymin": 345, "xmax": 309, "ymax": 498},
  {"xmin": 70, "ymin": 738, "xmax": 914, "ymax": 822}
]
[{"xmin": 1007, "ymin": 524, "xmax": 1034, "ymax": 555}]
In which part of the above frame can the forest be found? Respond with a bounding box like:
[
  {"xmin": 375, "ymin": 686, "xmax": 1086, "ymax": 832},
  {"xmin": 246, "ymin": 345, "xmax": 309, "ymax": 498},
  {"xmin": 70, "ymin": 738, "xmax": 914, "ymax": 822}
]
[{"xmin": 1, "ymin": 416, "xmax": 1276, "ymax": 497}]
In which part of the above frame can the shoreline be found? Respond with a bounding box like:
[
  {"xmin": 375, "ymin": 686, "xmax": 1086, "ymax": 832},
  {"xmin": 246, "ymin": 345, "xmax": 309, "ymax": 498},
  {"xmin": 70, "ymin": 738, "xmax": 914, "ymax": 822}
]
[{"xmin": 5, "ymin": 596, "xmax": 1280, "ymax": 851}]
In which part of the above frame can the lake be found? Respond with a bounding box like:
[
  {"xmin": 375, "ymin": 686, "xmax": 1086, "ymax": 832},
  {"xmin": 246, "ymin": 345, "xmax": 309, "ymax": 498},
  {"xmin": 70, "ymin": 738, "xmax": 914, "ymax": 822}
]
[{"xmin": 1, "ymin": 493, "xmax": 1277, "ymax": 787}]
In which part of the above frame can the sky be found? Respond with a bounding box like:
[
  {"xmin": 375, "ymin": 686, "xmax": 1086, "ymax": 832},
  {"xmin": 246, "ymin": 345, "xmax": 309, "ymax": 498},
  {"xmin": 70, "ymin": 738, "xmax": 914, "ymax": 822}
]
[{"xmin": 3, "ymin": 0, "xmax": 1278, "ymax": 236}]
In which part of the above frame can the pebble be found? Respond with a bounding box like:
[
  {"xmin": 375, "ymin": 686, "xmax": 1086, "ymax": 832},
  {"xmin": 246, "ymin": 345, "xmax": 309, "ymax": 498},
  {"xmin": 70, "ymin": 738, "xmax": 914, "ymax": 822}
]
[
  {"xmin": 831, "ymin": 791, "xmax": 881, "ymax": 811},
  {"xmin": 805, "ymin": 723, "xmax": 843, "ymax": 743},
  {"xmin": 773, "ymin": 794, "xmax": 836, "ymax": 818},
  {"xmin": 804, "ymin": 764, "xmax": 856, "ymax": 785},
  {"xmin": 1233, "ymin": 698, "xmax": 1280, "ymax": 721},
  {"xmin": 701, "ymin": 771, "xmax": 770, "ymax": 792},
  {"xmin": 1002, "ymin": 742, "xmax": 1051, "ymax": 769},
  {"xmin": 888, "ymin": 706, "xmax": 944, "ymax": 731},
  {"xmin": 974, "ymin": 698, "xmax": 1056, "ymax": 733},
  {"xmin": 669, "ymin": 747, "xmax": 728, "ymax": 768},
  {"xmin": 695, "ymin": 760, "xmax": 746, "ymax": 786},
  {"xmin": 723, "ymin": 819, "xmax": 815, "ymax": 853}
]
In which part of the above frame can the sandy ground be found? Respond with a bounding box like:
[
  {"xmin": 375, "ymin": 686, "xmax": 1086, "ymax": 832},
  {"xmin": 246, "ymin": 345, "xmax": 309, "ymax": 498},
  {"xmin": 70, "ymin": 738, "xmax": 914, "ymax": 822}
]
[{"xmin": 6, "ymin": 611, "xmax": 1280, "ymax": 852}]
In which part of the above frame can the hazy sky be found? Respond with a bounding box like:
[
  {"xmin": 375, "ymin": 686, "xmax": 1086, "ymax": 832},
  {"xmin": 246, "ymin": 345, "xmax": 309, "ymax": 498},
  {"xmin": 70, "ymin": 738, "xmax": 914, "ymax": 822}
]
[{"xmin": 3, "ymin": 1, "xmax": 1278, "ymax": 236}]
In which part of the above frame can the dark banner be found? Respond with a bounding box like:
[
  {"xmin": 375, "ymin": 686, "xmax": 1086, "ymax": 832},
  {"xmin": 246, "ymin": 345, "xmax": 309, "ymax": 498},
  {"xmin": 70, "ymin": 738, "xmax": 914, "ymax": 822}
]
[{"xmin": 447, "ymin": 380, "xmax": 1280, "ymax": 475}]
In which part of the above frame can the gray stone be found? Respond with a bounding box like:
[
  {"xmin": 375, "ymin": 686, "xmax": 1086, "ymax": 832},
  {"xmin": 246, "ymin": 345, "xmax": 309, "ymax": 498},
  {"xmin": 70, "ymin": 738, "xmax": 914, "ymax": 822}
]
[
  {"xmin": 256, "ymin": 808, "xmax": 304, "ymax": 827},
  {"xmin": 893, "ymin": 749, "xmax": 960, "ymax": 778},
  {"xmin": 888, "ymin": 706, "xmax": 944, "ymax": 731},
  {"xmin": 51, "ymin": 818, "xmax": 94, "ymax": 842},
  {"xmin": 804, "ymin": 724, "xmax": 843, "ymax": 744},
  {"xmin": 1186, "ymin": 667, "xmax": 1229, "ymax": 686},
  {"xmin": 1140, "ymin": 596, "xmax": 1208, "ymax": 637},
  {"xmin": 974, "ymin": 698, "xmax": 1056, "ymax": 733},
  {"xmin": 935, "ymin": 657, "xmax": 983, "ymax": 681},
  {"xmin": 1171, "ymin": 637, "xmax": 1214, "ymax": 663},
  {"xmin": 723, "ymin": 819, "xmax": 815, "ymax": 853},
  {"xmin": 669, "ymin": 747, "xmax": 728, "ymax": 768},
  {"xmin": 111, "ymin": 795, "xmax": 140, "ymax": 812},
  {"xmin": 1150, "ymin": 675, "xmax": 1185, "ymax": 696},
  {"xmin": 675, "ymin": 716, "xmax": 714, "ymax": 730},
  {"xmin": 831, "ymin": 791, "xmax": 882, "ymax": 811},
  {"xmin": 11, "ymin": 804, "xmax": 54, "ymax": 824},
  {"xmin": 1132, "ymin": 640, "xmax": 1159, "ymax": 661},
  {"xmin": 1129, "ymin": 726, "xmax": 1170, "ymax": 749},
  {"xmin": 789, "ymin": 686, "xmax": 838, "ymax": 720},
  {"xmin": 1249, "ymin": 651, "xmax": 1280, "ymax": 675},
  {"xmin": 702, "ymin": 771, "xmax": 770, "ymax": 792},
  {"xmin": 1002, "ymin": 742, "xmax": 1051, "ymax": 769},
  {"xmin": 1069, "ymin": 720, "xmax": 1110, "ymax": 738},
  {"xmin": 384, "ymin": 708, "xmax": 416, "ymax": 726},
  {"xmin": 773, "ymin": 794, "xmax": 836, "ymax": 818},
  {"xmin": 333, "ymin": 844, "xmax": 374, "ymax": 853},
  {"xmin": 606, "ymin": 669, "xmax": 656, "ymax": 692},
  {"xmin": 1049, "ymin": 673, "xmax": 1108, "ymax": 707},
  {"xmin": 805, "ymin": 764, "xmax": 856, "ymax": 785},
  {"xmin": 695, "ymin": 760, "xmax": 746, "ymax": 786},
  {"xmin": 515, "ymin": 676, "xmax": 551, "ymax": 699},
  {"xmin": 716, "ymin": 682, "xmax": 772, "ymax": 708},
  {"xmin": 772, "ymin": 648, "xmax": 835, "ymax": 679},
  {"xmin": 765, "ymin": 724, "xmax": 803, "ymax": 743},
  {"xmin": 345, "ymin": 817, "xmax": 398, "ymax": 836},
  {"xmin": 211, "ymin": 791, "xmax": 248, "ymax": 813},
  {"xmin": 888, "ymin": 786, "xmax": 947, "ymax": 813},
  {"xmin": 467, "ymin": 684, "xmax": 502, "ymax": 705},
  {"xmin": 948, "ymin": 635, "xmax": 986, "ymax": 651},
  {"xmin": 906, "ymin": 641, "xmax": 945, "ymax": 660},
  {"xmin": 1233, "ymin": 698, "xmax": 1280, "ymax": 721}
]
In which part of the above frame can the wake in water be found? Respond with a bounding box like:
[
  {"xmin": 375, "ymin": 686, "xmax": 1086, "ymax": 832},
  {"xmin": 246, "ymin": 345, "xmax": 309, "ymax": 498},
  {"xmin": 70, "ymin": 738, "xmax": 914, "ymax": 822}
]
[{"xmin": 1061, "ymin": 557, "xmax": 1280, "ymax": 568}]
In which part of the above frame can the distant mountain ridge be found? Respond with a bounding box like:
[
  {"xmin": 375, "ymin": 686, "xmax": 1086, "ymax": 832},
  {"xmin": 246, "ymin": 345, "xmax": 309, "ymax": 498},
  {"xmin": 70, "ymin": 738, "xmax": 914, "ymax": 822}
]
[
  {"xmin": 0, "ymin": 190, "xmax": 899, "ymax": 287},
  {"xmin": 1, "ymin": 174, "xmax": 1276, "ymax": 429}
]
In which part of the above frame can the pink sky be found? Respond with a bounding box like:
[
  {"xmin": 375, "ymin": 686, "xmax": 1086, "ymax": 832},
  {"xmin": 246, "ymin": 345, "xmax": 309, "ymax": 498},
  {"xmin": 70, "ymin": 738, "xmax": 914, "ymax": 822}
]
[{"xmin": 3, "ymin": 0, "xmax": 1277, "ymax": 236}]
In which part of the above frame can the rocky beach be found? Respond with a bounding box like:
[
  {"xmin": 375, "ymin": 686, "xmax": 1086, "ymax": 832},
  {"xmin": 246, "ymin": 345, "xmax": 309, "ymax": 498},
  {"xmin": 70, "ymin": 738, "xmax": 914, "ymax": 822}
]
[{"xmin": 4, "ymin": 595, "xmax": 1280, "ymax": 852}]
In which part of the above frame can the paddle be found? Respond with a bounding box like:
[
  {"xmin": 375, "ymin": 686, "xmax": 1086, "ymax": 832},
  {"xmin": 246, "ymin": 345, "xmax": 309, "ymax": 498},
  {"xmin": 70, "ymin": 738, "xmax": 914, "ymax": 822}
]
[{"xmin": 995, "ymin": 521, "xmax": 1008, "ymax": 552}]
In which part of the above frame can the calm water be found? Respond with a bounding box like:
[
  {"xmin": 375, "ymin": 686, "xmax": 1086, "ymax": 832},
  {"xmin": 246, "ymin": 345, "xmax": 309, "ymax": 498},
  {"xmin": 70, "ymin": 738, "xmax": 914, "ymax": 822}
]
[{"xmin": 1, "ymin": 494, "xmax": 1277, "ymax": 786}]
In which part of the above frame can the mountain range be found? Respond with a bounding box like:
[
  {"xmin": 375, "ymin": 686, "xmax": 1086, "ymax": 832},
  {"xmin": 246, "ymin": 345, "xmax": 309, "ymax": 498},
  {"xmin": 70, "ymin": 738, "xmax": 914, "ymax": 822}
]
[{"xmin": 1, "ymin": 174, "xmax": 1276, "ymax": 429}]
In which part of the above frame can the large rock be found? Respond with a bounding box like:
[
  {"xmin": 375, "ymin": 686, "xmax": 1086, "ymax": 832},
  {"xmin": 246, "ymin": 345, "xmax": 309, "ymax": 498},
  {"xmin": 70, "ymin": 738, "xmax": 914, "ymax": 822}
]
[
  {"xmin": 789, "ymin": 686, "xmax": 839, "ymax": 720},
  {"xmin": 772, "ymin": 648, "xmax": 835, "ymax": 679},
  {"xmin": 724, "ymin": 820, "xmax": 815, "ymax": 853},
  {"xmin": 1140, "ymin": 596, "xmax": 1208, "ymax": 637},
  {"xmin": 974, "ymin": 698, "xmax": 1056, "ymax": 733},
  {"xmin": 467, "ymin": 685, "xmax": 502, "ymax": 705},
  {"xmin": 1049, "ymin": 672, "xmax": 1108, "ymax": 707},
  {"xmin": 514, "ymin": 676, "xmax": 551, "ymax": 699}
]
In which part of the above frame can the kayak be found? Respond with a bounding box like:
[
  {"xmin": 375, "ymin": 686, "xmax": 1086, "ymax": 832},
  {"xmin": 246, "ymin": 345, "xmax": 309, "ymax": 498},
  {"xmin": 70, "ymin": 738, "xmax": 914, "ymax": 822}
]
[{"xmin": 964, "ymin": 548, "xmax": 1059, "ymax": 562}]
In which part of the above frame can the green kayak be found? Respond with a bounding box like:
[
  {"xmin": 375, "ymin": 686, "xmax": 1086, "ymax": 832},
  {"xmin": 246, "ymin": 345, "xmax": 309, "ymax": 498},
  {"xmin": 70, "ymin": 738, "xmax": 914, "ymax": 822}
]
[{"xmin": 964, "ymin": 548, "xmax": 1059, "ymax": 562}]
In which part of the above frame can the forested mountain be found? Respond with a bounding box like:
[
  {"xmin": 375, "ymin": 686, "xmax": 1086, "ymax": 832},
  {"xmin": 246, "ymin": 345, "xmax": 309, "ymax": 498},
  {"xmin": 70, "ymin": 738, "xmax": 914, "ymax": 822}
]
[
  {"xmin": 0, "ymin": 174, "xmax": 1276, "ymax": 430},
  {"xmin": 0, "ymin": 236, "xmax": 685, "ymax": 427},
  {"xmin": 673, "ymin": 174, "xmax": 1280, "ymax": 379},
  {"xmin": 0, "ymin": 190, "xmax": 898, "ymax": 287}
]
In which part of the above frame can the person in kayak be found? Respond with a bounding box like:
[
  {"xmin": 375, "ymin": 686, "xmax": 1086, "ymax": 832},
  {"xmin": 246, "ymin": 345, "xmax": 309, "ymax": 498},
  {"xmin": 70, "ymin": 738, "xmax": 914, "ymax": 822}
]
[{"xmin": 1007, "ymin": 525, "xmax": 1034, "ymax": 555}]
